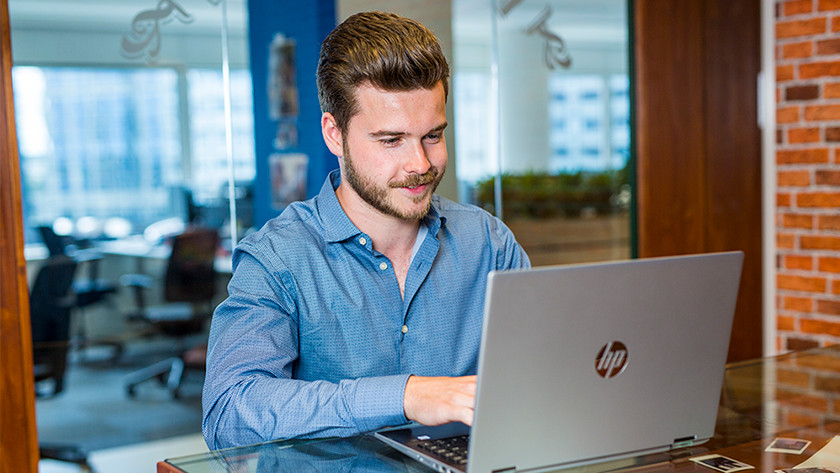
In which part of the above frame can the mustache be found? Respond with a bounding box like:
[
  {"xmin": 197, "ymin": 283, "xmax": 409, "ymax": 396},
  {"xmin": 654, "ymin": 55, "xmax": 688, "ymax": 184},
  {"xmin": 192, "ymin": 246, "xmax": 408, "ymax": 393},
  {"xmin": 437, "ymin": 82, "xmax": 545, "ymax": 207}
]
[{"xmin": 389, "ymin": 168, "xmax": 440, "ymax": 188}]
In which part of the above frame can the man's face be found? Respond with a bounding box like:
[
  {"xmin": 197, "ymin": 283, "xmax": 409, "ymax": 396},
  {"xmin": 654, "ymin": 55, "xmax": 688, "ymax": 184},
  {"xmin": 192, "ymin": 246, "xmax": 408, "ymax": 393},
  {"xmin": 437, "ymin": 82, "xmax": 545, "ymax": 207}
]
[{"xmin": 328, "ymin": 82, "xmax": 448, "ymax": 222}]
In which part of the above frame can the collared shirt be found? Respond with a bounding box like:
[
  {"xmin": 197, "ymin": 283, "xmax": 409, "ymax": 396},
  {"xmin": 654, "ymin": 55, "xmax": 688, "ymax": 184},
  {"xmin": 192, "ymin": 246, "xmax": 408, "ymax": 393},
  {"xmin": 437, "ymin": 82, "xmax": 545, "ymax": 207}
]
[{"xmin": 202, "ymin": 170, "xmax": 530, "ymax": 450}]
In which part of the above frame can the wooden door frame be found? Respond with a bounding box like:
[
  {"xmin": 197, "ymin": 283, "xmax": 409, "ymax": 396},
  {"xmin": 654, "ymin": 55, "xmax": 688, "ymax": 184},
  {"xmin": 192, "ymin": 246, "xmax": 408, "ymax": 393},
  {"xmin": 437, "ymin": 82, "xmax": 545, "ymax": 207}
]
[{"xmin": 0, "ymin": 0, "xmax": 39, "ymax": 470}]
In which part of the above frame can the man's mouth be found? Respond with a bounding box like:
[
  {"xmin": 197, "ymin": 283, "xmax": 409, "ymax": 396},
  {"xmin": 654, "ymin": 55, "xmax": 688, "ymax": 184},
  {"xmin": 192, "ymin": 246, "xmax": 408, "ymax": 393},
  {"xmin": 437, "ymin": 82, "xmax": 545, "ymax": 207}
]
[{"xmin": 391, "ymin": 169, "xmax": 439, "ymax": 189}]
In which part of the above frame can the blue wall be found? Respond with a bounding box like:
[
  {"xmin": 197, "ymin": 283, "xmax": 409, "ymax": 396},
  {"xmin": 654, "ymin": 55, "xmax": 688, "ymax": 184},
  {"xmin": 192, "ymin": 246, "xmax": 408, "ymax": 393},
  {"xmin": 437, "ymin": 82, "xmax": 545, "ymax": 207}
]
[{"xmin": 248, "ymin": 0, "xmax": 337, "ymax": 227}]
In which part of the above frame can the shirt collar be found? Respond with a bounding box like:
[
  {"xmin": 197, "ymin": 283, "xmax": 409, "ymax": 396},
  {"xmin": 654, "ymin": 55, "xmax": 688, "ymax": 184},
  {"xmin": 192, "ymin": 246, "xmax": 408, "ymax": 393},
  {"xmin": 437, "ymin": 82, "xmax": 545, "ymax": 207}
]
[{"xmin": 316, "ymin": 169, "xmax": 445, "ymax": 243}]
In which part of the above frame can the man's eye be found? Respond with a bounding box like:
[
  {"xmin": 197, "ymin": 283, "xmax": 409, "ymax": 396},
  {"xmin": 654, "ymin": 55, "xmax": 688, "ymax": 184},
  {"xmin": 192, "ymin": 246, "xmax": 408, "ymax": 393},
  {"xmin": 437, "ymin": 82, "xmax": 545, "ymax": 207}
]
[
  {"xmin": 425, "ymin": 133, "xmax": 442, "ymax": 142},
  {"xmin": 381, "ymin": 137, "xmax": 400, "ymax": 146}
]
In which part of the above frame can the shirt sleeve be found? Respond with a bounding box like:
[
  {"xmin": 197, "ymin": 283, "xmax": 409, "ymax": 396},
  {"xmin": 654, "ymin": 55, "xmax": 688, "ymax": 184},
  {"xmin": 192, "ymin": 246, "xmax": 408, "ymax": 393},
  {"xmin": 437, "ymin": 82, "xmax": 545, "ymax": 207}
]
[{"xmin": 201, "ymin": 247, "xmax": 410, "ymax": 450}]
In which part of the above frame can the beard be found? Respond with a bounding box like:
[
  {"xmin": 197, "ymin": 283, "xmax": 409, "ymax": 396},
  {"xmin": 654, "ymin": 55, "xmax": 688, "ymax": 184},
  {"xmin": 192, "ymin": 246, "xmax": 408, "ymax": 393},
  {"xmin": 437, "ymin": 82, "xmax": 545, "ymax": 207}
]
[{"xmin": 341, "ymin": 141, "xmax": 443, "ymax": 221}]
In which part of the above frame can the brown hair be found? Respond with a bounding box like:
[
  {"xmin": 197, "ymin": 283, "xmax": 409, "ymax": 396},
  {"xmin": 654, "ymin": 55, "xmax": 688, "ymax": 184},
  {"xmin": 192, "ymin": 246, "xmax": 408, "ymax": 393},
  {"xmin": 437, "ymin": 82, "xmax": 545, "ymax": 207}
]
[{"xmin": 317, "ymin": 11, "xmax": 450, "ymax": 133}]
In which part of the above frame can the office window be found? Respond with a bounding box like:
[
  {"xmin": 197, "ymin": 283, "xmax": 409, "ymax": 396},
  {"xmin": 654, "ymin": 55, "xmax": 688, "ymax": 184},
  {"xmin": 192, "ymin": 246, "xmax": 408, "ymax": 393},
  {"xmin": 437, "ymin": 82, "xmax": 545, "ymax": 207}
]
[
  {"xmin": 187, "ymin": 69, "xmax": 255, "ymax": 205},
  {"xmin": 548, "ymin": 74, "xmax": 630, "ymax": 173},
  {"xmin": 13, "ymin": 65, "xmax": 255, "ymax": 240}
]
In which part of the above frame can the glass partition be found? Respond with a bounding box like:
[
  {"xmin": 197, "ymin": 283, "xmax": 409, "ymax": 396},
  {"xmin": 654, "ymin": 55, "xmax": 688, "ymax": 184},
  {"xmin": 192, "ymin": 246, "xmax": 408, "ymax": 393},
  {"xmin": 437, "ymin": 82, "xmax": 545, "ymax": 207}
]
[
  {"xmin": 10, "ymin": 0, "xmax": 253, "ymax": 248},
  {"xmin": 9, "ymin": 0, "xmax": 252, "ymax": 454},
  {"xmin": 453, "ymin": 0, "xmax": 632, "ymax": 266}
]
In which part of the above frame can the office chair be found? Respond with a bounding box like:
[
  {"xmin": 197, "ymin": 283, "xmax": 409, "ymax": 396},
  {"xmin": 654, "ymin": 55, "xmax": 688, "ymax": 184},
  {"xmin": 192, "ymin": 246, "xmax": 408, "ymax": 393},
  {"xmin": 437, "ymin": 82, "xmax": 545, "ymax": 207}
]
[
  {"xmin": 30, "ymin": 255, "xmax": 77, "ymax": 397},
  {"xmin": 121, "ymin": 226, "xmax": 219, "ymax": 399},
  {"xmin": 29, "ymin": 256, "xmax": 95, "ymax": 471},
  {"xmin": 37, "ymin": 225, "xmax": 120, "ymax": 358}
]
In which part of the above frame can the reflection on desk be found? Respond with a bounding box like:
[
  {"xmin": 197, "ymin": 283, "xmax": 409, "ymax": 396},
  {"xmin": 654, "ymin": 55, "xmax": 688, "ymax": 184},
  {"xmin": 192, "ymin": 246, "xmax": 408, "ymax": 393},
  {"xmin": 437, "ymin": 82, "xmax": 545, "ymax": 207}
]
[{"xmin": 158, "ymin": 345, "xmax": 840, "ymax": 473}]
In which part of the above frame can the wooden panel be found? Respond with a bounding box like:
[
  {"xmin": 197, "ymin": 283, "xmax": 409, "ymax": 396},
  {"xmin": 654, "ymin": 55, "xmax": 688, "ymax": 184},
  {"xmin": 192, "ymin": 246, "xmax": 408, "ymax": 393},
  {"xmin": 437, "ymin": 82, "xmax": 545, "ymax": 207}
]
[
  {"xmin": 0, "ymin": 0, "xmax": 40, "ymax": 470},
  {"xmin": 634, "ymin": 0, "xmax": 763, "ymax": 361},
  {"xmin": 634, "ymin": 0, "xmax": 708, "ymax": 257},
  {"xmin": 702, "ymin": 0, "xmax": 763, "ymax": 362}
]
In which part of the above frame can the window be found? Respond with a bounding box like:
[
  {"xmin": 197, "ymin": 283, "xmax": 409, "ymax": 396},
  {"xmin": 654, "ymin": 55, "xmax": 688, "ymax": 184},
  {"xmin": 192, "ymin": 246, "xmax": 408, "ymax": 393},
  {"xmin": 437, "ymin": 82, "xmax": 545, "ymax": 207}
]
[{"xmin": 13, "ymin": 65, "xmax": 255, "ymax": 241}]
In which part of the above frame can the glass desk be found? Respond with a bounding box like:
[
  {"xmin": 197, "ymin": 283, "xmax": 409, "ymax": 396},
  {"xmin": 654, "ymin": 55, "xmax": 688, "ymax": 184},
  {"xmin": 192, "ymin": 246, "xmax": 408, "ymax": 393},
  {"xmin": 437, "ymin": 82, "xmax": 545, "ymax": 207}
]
[{"xmin": 159, "ymin": 346, "xmax": 840, "ymax": 472}]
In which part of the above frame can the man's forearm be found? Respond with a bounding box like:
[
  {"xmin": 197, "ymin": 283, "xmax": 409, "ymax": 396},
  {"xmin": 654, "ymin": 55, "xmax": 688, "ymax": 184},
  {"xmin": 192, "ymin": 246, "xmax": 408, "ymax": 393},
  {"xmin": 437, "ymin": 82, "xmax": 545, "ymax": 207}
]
[{"xmin": 203, "ymin": 373, "xmax": 411, "ymax": 450}]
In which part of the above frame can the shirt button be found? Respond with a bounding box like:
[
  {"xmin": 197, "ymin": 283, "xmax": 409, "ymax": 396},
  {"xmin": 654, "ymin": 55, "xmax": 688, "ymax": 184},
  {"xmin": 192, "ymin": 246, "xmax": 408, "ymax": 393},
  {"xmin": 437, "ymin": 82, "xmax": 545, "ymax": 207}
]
[
  {"xmin": 379, "ymin": 262, "xmax": 388, "ymax": 271},
  {"xmin": 401, "ymin": 325, "xmax": 408, "ymax": 334},
  {"xmin": 359, "ymin": 237, "xmax": 366, "ymax": 246}
]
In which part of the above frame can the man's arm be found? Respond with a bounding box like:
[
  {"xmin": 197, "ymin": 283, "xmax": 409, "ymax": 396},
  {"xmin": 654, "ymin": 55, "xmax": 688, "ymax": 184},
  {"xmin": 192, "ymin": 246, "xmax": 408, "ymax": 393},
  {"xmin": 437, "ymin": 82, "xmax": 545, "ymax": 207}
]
[{"xmin": 201, "ymin": 250, "xmax": 410, "ymax": 450}]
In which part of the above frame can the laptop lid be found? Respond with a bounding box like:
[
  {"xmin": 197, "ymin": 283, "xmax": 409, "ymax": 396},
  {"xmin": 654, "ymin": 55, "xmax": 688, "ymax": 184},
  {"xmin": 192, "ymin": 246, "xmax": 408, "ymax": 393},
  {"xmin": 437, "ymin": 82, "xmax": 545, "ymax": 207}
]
[{"xmin": 467, "ymin": 251, "xmax": 743, "ymax": 473}]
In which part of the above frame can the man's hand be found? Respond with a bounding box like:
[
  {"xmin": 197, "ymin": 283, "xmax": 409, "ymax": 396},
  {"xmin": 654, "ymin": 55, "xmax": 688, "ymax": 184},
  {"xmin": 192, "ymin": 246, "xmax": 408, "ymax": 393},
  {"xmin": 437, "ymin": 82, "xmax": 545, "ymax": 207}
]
[{"xmin": 403, "ymin": 375, "xmax": 477, "ymax": 426}]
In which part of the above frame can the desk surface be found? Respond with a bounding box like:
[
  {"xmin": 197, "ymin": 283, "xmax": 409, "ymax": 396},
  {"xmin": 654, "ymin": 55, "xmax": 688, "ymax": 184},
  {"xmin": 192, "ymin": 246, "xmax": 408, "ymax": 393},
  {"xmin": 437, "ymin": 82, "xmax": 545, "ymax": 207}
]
[{"xmin": 159, "ymin": 346, "xmax": 840, "ymax": 473}]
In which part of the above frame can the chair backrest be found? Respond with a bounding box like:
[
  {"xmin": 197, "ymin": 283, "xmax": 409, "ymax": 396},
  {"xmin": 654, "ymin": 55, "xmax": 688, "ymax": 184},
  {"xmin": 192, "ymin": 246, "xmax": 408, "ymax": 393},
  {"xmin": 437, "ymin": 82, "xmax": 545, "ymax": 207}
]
[
  {"xmin": 29, "ymin": 256, "xmax": 77, "ymax": 390},
  {"xmin": 37, "ymin": 225, "xmax": 70, "ymax": 257},
  {"xmin": 164, "ymin": 227, "xmax": 220, "ymax": 304}
]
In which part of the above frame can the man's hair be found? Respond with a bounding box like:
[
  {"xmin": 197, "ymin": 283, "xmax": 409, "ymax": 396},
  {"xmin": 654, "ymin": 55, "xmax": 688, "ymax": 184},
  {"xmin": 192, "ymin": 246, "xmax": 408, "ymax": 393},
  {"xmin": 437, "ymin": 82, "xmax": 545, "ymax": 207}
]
[{"xmin": 317, "ymin": 11, "xmax": 450, "ymax": 133}]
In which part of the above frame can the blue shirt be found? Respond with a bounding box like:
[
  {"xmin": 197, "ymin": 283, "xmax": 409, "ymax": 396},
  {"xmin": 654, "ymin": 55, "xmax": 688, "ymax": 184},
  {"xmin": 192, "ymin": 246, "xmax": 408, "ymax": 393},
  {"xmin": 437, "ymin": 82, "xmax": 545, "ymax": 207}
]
[{"xmin": 202, "ymin": 170, "xmax": 530, "ymax": 450}]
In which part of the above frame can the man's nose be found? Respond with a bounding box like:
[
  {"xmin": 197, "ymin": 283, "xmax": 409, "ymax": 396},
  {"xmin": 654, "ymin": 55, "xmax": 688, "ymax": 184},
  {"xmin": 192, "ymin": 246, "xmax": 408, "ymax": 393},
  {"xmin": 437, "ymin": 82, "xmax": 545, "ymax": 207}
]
[{"xmin": 404, "ymin": 142, "xmax": 431, "ymax": 174}]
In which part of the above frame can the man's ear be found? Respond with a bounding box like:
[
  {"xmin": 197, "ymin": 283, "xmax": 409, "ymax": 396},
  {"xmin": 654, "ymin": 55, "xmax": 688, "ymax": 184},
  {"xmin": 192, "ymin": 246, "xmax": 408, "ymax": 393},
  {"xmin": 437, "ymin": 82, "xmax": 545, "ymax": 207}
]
[{"xmin": 321, "ymin": 112, "xmax": 344, "ymax": 157}]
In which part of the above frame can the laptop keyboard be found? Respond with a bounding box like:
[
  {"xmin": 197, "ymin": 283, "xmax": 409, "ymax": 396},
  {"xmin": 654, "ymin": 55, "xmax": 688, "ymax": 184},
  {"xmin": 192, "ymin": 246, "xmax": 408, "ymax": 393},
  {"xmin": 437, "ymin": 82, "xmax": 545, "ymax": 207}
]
[{"xmin": 416, "ymin": 435, "xmax": 470, "ymax": 465}]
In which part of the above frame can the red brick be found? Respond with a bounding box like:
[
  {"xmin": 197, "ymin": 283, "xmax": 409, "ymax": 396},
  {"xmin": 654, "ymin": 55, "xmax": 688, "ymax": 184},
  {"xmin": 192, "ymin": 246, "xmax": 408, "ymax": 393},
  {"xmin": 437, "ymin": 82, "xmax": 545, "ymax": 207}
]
[
  {"xmin": 779, "ymin": 231, "xmax": 796, "ymax": 248},
  {"xmin": 778, "ymin": 367, "xmax": 811, "ymax": 388},
  {"xmin": 817, "ymin": 299, "xmax": 840, "ymax": 315},
  {"xmin": 783, "ymin": 213, "xmax": 814, "ymax": 229},
  {"xmin": 796, "ymin": 353, "xmax": 840, "ymax": 372},
  {"xmin": 805, "ymin": 103, "xmax": 840, "ymax": 120},
  {"xmin": 833, "ymin": 280, "xmax": 840, "ymax": 295},
  {"xmin": 834, "ymin": 16, "xmax": 840, "ymax": 32},
  {"xmin": 785, "ymin": 295, "xmax": 814, "ymax": 311},
  {"xmin": 779, "ymin": 388, "xmax": 830, "ymax": 411},
  {"xmin": 818, "ymin": 215, "xmax": 840, "ymax": 230},
  {"xmin": 779, "ymin": 274, "xmax": 828, "ymax": 292},
  {"xmin": 814, "ymin": 375, "xmax": 840, "ymax": 391},
  {"xmin": 778, "ymin": 170, "xmax": 812, "ymax": 186},
  {"xmin": 788, "ymin": 336, "xmax": 822, "ymax": 351},
  {"xmin": 801, "ymin": 318, "xmax": 840, "ymax": 336},
  {"xmin": 819, "ymin": 0, "xmax": 840, "ymax": 11},
  {"xmin": 796, "ymin": 192, "xmax": 840, "ymax": 207},
  {"xmin": 819, "ymin": 257, "xmax": 840, "ymax": 273},
  {"xmin": 786, "ymin": 254, "xmax": 815, "ymax": 270},
  {"xmin": 779, "ymin": 192, "xmax": 793, "ymax": 207},
  {"xmin": 786, "ymin": 0, "xmax": 814, "ymax": 15},
  {"xmin": 826, "ymin": 127, "xmax": 840, "ymax": 141},
  {"xmin": 777, "ymin": 148, "xmax": 829, "ymax": 164},
  {"xmin": 801, "ymin": 61, "xmax": 840, "ymax": 79},
  {"xmin": 780, "ymin": 314, "xmax": 798, "ymax": 330},
  {"xmin": 801, "ymin": 235, "xmax": 840, "ymax": 250},
  {"xmin": 784, "ymin": 41, "xmax": 814, "ymax": 58},
  {"xmin": 826, "ymin": 82, "xmax": 840, "ymax": 98},
  {"xmin": 816, "ymin": 170, "xmax": 840, "ymax": 185},
  {"xmin": 778, "ymin": 105, "xmax": 800, "ymax": 123},
  {"xmin": 787, "ymin": 85, "xmax": 821, "ymax": 101},
  {"xmin": 778, "ymin": 65, "xmax": 796, "ymax": 82},
  {"xmin": 778, "ymin": 18, "xmax": 827, "ymax": 38},
  {"xmin": 818, "ymin": 38, "xmax": 840, "ymax": 55},
  {"xmin": 784, "ymin": 409, "xmax": 823, "ymax": 428},
  {"xmin": 789, "ymin": 127, "xmax": 820, "ymax": 142}
]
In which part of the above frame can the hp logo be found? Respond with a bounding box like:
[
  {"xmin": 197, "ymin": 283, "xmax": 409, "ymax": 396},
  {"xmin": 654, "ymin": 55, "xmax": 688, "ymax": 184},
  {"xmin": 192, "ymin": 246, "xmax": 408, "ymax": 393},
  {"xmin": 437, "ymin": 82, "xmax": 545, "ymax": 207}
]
[{"xmin": 595, "ymin": 341, "xmax": 628, "ymax": 378}]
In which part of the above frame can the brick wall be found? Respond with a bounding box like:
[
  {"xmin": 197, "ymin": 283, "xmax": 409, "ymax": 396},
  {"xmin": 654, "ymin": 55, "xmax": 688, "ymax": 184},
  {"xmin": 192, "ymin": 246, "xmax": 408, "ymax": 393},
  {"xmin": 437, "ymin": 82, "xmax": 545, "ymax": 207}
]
[{"xmin": 776, "ymin": 0, "xmax": 840, "ymax": 351}]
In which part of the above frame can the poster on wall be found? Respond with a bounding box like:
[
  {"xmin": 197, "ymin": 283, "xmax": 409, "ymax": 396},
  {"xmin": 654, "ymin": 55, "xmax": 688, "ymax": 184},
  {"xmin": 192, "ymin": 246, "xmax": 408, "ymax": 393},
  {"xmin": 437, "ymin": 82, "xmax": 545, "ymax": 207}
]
[
  {"xmin": 267, "ymin": 33, "xmax": 299, "ymax": 150},
  {"xmin": 270, "ymin": 153, "xmax": 308, "ymax": 209}
]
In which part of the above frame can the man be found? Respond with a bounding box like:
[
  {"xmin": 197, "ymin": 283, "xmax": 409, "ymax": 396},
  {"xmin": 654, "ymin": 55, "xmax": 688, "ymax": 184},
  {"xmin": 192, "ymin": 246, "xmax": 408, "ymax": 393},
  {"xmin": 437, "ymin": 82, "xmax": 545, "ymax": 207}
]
[{"xmin": 202, "ymin": 11, "xmax": 530, "ymax": 450}]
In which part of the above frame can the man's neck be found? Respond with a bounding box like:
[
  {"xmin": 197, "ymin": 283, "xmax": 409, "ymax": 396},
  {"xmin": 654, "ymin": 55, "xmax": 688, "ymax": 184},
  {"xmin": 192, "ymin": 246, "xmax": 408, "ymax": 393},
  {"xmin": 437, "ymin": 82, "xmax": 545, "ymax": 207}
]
[{"xmin": 336, "ymin": 184, "xmax": 422, "ymax": 298}]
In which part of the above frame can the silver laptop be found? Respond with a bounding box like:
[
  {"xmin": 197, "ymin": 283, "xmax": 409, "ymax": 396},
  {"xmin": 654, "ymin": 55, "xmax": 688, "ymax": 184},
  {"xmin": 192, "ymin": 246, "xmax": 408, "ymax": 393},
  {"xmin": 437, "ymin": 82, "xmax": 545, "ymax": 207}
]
[{"xmin": 375, "ymin": 251, "xmax": 744, "ymax": 473}]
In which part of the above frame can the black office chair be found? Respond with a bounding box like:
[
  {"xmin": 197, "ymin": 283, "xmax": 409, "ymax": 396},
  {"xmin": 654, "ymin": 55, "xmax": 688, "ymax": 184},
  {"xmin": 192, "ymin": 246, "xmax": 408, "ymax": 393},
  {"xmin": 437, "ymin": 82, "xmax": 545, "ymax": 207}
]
[
  {"xmin": 29, "ymin": 256, "xmax": 95, "ymax": 471},
  {"xmin": 37, "ymin": 225, "xmax": 120, "ymax": 357},
  {"xmin": 30, "ymin": 255, "xmax": 77, "ymax": 397},
  {"xmin": 121, "ymin": 226, "xmax": 219, "ymax": 398}
]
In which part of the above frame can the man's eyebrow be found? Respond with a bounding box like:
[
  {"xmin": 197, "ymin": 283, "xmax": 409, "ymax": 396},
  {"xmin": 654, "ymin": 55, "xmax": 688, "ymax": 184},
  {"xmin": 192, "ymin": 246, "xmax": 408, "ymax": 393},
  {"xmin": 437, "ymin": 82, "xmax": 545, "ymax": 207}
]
[{"xmin": 368, "ymin": 122, "xmax": 448, "ymax": 138}]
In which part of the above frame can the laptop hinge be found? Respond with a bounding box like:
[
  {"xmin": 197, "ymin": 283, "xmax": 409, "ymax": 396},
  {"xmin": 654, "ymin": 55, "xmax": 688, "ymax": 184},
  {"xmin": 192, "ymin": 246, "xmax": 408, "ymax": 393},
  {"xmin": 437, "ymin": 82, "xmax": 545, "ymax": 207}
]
[
  {"xmin": 672, "ymin": 435, "xmax": 698, "ymax": 449},
  {"xmin": 492, "ymin": 467, "xmax": 516, "ymax": 473}
]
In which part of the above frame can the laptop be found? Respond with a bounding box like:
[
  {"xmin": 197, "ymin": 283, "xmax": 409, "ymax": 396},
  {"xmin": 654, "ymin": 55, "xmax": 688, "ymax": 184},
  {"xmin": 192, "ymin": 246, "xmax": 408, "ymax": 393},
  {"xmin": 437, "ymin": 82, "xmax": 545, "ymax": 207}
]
[{"xmin": 375, "ymin": 251, "xmax": 744, "ymax": 473}]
